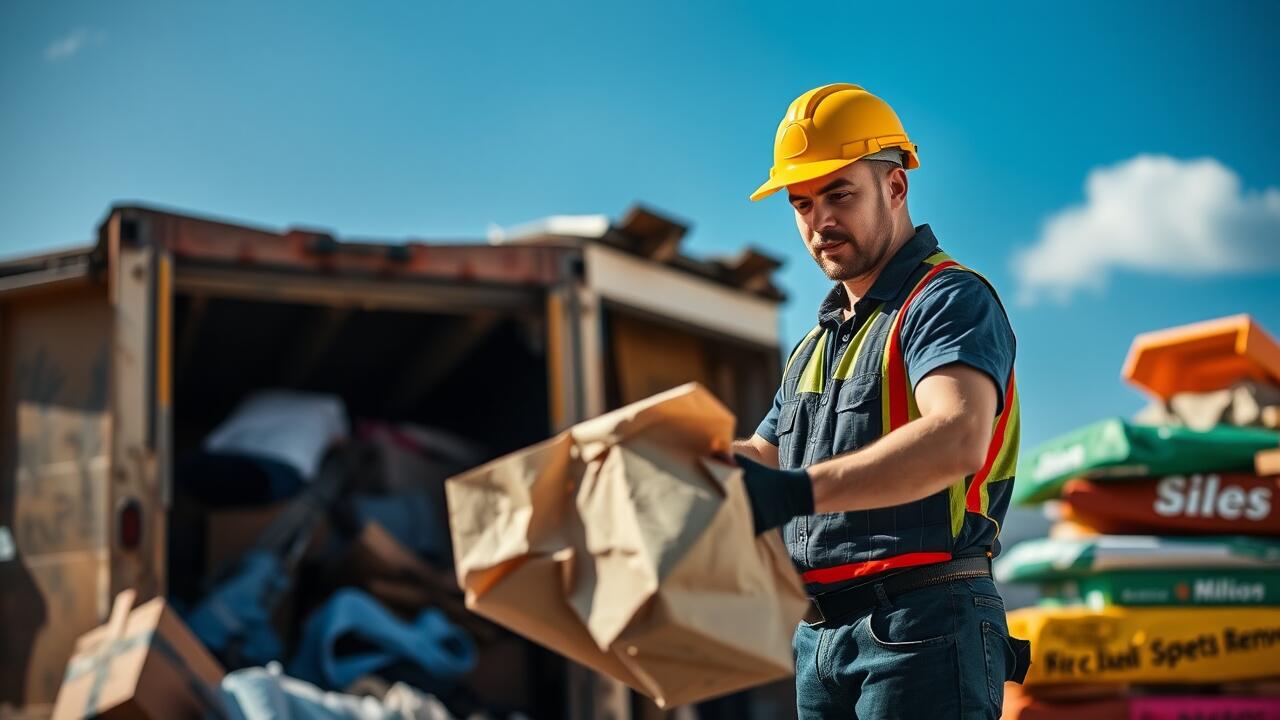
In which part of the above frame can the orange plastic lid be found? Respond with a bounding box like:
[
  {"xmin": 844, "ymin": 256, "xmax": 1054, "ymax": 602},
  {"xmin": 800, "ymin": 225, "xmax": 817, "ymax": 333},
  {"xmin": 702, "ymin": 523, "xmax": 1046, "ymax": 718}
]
[{"xmin": 1122, "ymin": 314, "xmax": 1280, "ymax": 399}]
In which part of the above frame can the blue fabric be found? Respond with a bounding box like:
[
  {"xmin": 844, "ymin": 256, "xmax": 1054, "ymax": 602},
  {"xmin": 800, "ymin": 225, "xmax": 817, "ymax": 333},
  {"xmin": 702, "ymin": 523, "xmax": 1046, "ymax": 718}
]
[
  {"xmin": 187, "ymin": 551, "xmax": 289, "ymax": 668},
  {"xmin": 287, "ymin": 588, "xmax": 476, "ymax": 691},
  {"xmin": 350, "ymin": 490, "xmax": 450, "ymax": 564},
  {"xmin": 754, "ymin": 224, "xmax": 1015, "ymax": 445},
  {"xmin": 899, "ymin": 270, "xmax": 1015, "ymax": 413},
  {"xmin": 793, "ymin": 577, "xmax": 1025, "ymax": 719},
  {"xmin": 753, "ymin": 374, "xmax": 788, "ymax": 446}
]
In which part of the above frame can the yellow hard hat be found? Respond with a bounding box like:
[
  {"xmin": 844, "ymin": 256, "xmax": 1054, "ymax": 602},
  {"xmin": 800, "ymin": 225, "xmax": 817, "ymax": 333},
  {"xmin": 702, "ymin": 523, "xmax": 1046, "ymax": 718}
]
[{"xmin": 750, "ymin": 83, "xmax": 920, "ymax": 201}]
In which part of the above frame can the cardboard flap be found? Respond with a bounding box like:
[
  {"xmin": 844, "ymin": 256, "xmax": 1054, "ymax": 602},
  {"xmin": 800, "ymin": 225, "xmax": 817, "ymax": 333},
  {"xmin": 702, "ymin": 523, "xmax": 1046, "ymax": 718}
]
[
  {"xmin": 447, "ymin": 433, "xmax": 578, "ymax": 586},
  {"xmin": 104, "ymin": 589, "xmax": 138, "ymax": 647},
  {"xmin": 570, "ymin": 383, "xmax": 734, "ymax": 463}
]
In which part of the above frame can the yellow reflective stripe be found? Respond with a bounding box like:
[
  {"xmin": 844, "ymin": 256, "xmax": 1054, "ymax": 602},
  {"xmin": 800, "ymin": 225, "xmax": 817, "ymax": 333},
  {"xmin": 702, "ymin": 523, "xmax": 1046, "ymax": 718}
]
[
  {"xmin": 948, "ymin": 480, "xmax": 967, "ymax": 538},
  {"xmin": 907, "ymin": 381, "xmax": 922, "ymax": 420},
  {"xmin": 967, "ymin": 387, "xmax": 1018, "ymax": 538},
  {"xmin": 796, "ymin": 330, "xmax": 829, "ymax": 394},
  {"xmin": 879, "ymin": 331, "xmax": 893, "ymax": 430},
  {"xmin": 981, "ymin": 478, "xmax": 1011, "ymax": 538},
  {"xmin": 988, "ymin": 391, "xmax": 1021, "ymax": 483},
  {"xmin": 924, "ymin": 251, "xmax": 954, "ymax": 266},
  {"xmin": 832, "ymin": 309, "xmax": 883, "ymax": 380},
  {"xmin": 783, "ymin": 324, "xmax": 824, "ymax": 378}
]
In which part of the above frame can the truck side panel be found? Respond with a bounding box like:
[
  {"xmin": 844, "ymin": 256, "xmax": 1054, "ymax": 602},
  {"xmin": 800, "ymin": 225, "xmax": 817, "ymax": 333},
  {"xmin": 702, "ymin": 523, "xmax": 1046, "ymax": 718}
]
[{"xmin": 0, "ymin": 282, "xmax": 113, "ymax": 709}]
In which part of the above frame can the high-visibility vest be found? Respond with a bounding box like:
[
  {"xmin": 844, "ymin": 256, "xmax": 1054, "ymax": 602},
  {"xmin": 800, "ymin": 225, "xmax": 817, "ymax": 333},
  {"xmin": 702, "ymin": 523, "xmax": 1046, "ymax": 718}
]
[{"xmin": 776, "ymin": 250, "xmax": 1019, "ymax": 586}]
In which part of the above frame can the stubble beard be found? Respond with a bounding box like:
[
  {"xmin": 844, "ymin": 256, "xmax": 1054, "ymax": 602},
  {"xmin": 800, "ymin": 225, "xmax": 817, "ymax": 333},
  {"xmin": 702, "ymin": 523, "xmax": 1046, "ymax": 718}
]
[{"xmin": 813, "ymin": 210, "xmax": 894, "ymax": 282}]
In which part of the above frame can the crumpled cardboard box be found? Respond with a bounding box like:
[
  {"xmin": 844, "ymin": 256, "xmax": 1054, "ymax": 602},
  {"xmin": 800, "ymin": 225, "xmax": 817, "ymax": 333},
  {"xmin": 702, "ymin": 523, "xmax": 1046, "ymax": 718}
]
[
  {"xmin": 50, "ymin": 590, "xmax": 228, "ymax": 720},
  {"xmin": 445, "ymin": 382, "xmax": 807, "ymax": 708}
]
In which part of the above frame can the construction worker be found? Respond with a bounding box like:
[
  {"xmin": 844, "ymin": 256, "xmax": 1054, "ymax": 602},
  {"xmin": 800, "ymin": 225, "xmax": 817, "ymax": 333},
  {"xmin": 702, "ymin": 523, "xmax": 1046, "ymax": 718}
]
[{"xmin": 731, "ymin": 84, "xmax": 1031, "ymax": 719}]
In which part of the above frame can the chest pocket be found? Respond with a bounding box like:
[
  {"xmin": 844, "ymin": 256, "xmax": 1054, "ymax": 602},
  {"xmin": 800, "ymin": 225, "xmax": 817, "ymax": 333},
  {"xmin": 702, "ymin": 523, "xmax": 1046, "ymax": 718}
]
[
  {"xmin": 776, "ymin": 398, "xmax": 801, "ymax": 436},
  {"xmin": 774, "ymin": 398, "xmax": 802, "ymax": 461},
  {"xmin": 834, "ymin": 373, "xmax": 880, "ymax": 452}
]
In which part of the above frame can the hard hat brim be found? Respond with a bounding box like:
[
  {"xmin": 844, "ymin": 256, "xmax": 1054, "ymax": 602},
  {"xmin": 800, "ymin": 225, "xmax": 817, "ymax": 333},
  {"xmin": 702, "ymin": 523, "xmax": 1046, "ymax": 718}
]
[
  {"xmin": 749, "ymin": 143, "xmax": 920, "ymax": 202},
  {"xmin": 748, "ymin": 158, "xmax": 860, "ymax": 202}
]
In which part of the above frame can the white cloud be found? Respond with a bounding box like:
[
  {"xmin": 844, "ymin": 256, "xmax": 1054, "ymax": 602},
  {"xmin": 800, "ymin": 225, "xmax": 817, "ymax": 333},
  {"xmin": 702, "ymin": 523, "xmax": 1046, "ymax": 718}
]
[
  {"xmin": 44, "ymin": 28, "xmax": 105, "ymax": 62},
  {"xmin": 1012, "ymin": 155, "xmax": 1280, "ymax": 304}
]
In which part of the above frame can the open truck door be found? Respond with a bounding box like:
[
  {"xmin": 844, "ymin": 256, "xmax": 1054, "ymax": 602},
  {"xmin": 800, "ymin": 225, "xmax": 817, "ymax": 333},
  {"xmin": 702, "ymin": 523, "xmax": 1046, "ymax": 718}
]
[{"xmin": 0, "ymin": 209, "xmax": 172, "ymax": 710}]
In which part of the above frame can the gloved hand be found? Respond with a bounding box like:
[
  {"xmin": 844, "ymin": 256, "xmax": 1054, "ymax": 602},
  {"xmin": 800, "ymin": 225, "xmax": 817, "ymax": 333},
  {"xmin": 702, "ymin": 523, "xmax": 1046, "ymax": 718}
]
[{"xmin": 733, "ymin": 454, "xmax": 815, "ymax": 535}]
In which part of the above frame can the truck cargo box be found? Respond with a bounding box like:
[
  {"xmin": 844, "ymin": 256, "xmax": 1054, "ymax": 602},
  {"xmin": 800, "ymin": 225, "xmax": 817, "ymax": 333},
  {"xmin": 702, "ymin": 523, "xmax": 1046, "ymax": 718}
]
[{"xmin": 0, "ymin": 203, "xmax": 787, "ymax": 719}]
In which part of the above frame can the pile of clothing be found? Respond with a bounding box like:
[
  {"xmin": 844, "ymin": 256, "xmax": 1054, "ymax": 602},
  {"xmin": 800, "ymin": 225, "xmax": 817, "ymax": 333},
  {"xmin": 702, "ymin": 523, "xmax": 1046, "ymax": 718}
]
[
  {"xmin": 167, "ymin": 390, "xmax": 524, "ymax": 719},
  {"xmin": 997, "ymin": 315, "xmax": 1280, "ymax": 718}
]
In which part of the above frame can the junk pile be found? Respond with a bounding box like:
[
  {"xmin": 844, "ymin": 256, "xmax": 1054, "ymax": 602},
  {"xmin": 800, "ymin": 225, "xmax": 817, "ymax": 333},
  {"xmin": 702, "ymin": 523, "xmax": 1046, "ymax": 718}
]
[
  {"xmin": 996, "ymin": 315, "xmax": 1280, "ymax": 719},
  {"xmin": 51, "ymin": 389, "xmax": 527, "ymax": 720},
  {"xmin": 50, "ymin": 383, "xmax": 808, "ymax": 718}
]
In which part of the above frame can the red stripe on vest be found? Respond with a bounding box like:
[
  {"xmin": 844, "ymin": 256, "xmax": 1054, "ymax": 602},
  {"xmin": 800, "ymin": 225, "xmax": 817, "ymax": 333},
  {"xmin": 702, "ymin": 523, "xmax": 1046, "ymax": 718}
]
[
  {"xmin": 967, "ymin": 371, "xmax": 1016, "ymax": 513},
  {"xmin": 801, "ymin": 551, "xmax": 954, "ymax": 585},
  {"xmin": 886, "ymin": 260, "xmax": 960, "ymax": 430}
]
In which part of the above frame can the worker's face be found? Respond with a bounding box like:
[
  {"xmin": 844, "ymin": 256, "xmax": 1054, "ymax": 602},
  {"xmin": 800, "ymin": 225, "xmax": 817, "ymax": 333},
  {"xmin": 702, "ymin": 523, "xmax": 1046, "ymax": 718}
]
[{"xmin": 787, "ymin": 161, "xmax": 906, "ymax": 282}]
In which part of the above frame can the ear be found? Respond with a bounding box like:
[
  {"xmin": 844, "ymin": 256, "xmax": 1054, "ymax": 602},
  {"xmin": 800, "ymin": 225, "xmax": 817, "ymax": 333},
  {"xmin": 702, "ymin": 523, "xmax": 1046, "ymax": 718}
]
[{"xmin": 886, "ymin": 167, "xmax": 909, "ymax": 210}]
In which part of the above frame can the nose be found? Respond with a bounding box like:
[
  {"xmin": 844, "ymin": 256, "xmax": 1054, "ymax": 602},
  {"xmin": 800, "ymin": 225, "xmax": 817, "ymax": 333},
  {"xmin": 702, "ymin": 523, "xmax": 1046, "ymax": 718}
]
[{"xmin": 811, "ymin": 202, "xmax": 838, "ymax": 238}]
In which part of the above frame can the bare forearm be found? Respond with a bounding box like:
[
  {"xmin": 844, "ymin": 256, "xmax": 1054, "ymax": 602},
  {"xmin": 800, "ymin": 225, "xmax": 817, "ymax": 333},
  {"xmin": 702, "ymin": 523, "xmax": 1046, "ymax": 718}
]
[
  {"xmin": 732, "ymin": 438, "xmax": 763, "ymax": 462},
  {"xmin": 732, "ymin": 434, "xmax": 779, "ymax": 468},
  {"xmin": 808, "ymin": 412, "xmax": 987, "ymax": 513},
  {"xmin": 732, "ymin": 366, "xmax": 1000, "ymax": 532}
]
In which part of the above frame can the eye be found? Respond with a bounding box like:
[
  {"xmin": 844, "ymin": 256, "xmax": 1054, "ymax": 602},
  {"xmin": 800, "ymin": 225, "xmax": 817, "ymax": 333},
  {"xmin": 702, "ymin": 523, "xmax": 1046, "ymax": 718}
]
[
  {"xmin": 828, "ymin": 191, "xmax": 852, "ymax": 202},
  {"xmin": 792, "ymin": 200, "xmax": 812, "ymax": 212}
]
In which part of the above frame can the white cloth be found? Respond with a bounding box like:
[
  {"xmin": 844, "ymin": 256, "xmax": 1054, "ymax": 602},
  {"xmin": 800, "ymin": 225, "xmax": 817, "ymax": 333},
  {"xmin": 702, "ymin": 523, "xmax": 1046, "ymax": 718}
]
[
  {"xmin": 203, "ymin": 390, "xmax": 349, "ymax": 481},
  {"xmin": 221, "ymin": 663, "xmax": 455, "ymax": 720}
]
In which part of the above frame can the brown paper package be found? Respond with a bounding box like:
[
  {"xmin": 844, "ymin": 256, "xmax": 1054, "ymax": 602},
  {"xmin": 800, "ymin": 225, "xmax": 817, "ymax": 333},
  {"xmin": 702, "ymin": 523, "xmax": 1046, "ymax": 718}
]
[{"xmin": 446, "ymin": 383, "xmax": 807, "ymax": 708}]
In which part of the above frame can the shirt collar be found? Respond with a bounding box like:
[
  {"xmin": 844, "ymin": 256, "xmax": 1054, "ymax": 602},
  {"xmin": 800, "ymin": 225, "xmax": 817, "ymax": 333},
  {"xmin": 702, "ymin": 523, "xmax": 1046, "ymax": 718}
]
[{"xmin": 816, "ymin": 224, "xmax": 940, "ymax": 327}]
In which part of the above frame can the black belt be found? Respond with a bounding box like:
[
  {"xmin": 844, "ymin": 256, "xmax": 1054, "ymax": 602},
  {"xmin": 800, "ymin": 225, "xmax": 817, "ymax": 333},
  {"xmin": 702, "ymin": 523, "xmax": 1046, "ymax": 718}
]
[{"xmin": 806, "ymin": 555, "xmax": 993, "ymax": 627}]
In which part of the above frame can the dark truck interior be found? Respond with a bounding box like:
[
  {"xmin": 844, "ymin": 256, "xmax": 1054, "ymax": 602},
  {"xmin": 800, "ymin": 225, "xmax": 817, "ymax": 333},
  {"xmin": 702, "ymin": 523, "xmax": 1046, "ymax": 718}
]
[
  {"xmin": 170, "ymin": 295, "xmax": 551, "ymax": 459},
  {"xmin": 167, "ymin": 292, "xmax": 565, "ymax": 717}
]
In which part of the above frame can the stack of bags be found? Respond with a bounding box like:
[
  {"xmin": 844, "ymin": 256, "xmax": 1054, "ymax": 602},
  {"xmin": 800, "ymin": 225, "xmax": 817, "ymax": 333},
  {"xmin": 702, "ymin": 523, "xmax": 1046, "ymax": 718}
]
[{"xmin": 997, "ymin": 315, "xmax": 1280, "ymax": 719}]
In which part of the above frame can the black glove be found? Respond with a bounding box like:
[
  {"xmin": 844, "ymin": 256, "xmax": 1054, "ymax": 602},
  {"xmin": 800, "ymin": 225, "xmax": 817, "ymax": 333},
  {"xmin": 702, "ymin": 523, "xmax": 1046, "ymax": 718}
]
[{"xmin": 734, "ymin": 454, "xmax": 815, "ymax": 535}]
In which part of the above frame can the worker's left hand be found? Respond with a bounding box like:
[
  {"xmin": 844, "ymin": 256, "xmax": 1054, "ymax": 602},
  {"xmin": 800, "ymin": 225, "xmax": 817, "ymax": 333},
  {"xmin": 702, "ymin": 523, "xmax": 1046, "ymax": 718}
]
[{"xmin": 731, "ymin": 454, "xmax": 815, "ymax": 535}]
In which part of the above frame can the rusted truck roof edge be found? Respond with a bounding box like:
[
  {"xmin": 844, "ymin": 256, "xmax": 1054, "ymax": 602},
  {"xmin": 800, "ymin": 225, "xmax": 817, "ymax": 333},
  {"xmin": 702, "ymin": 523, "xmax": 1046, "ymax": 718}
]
[{"xmin": 3, "ymin": 202, "xmax": 786, "ymax": 300}]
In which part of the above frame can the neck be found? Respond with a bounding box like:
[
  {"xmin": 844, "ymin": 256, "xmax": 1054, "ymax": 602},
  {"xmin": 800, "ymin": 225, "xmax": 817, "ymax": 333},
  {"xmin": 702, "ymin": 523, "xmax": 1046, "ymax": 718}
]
[{"xmin": 838, "ymin": 219, "xmax": 916, "ymax": 315}]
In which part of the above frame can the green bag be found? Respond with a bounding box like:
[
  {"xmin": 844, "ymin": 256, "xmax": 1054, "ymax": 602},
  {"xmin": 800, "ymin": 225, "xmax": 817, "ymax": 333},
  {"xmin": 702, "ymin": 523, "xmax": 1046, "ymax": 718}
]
[
  {"xmin": 995, "ymin": 535, "xmax": 1280, "ymax": 583},
  {"xmin": 1040, "ymin": 568, "xmax": 1280, "ymax": 608},
  {"xmin": 1014, "ymin": 418, "xmax": 1279, "ymax": 505}
]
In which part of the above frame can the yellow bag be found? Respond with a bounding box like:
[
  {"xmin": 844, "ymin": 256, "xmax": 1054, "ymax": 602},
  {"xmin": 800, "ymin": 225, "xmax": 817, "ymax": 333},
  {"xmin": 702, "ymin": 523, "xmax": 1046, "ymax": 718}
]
[{"xmin": 1009, "ymin": 606, "xmax": 1280, "ymax": 686}]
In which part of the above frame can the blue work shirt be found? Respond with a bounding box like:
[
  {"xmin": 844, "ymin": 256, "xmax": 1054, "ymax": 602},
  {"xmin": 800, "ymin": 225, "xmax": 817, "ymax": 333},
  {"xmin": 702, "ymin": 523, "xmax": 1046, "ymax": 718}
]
[{"xmin": 754, "ymin": 224, "xmax": 1019, "ymax": 588}]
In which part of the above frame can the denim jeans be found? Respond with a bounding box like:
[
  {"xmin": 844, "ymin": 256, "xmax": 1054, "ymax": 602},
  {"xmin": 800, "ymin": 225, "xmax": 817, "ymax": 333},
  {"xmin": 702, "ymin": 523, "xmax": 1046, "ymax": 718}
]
[{"xmin": 793, "ymin": 576, "xmax": 1029, "ymax": 719}]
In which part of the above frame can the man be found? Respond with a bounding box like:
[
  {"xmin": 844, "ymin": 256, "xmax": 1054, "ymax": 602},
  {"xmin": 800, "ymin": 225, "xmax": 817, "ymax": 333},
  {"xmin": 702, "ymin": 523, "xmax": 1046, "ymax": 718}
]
[{"xmin": 731, "ymin": 84, "xmax": 1031, "ymax": 718}]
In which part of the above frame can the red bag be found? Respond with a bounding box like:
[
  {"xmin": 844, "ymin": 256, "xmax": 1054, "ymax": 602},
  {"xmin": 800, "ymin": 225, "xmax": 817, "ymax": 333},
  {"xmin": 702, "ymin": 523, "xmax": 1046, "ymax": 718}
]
[{"xmin": 1062, "ymin": 474, "xmax": 1280, "ymax": 535}]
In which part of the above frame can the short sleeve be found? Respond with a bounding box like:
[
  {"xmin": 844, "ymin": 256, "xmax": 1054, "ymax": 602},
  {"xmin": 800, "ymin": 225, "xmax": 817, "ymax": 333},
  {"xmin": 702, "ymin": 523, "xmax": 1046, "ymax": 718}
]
[
  {"xmin": 754, "ymin": 386, "xmax": 785, "ymax": 446},
  {"xmin": 899, "ymin": 270, "xmax": 1016, "ymax": 415}
]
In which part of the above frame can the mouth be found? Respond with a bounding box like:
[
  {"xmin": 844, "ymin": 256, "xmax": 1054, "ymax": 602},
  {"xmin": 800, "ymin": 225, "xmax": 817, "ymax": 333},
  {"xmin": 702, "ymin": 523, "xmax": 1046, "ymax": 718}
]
[{"xmin": 813, "ymin": 239, "xmax": 847, "ymax": 254}]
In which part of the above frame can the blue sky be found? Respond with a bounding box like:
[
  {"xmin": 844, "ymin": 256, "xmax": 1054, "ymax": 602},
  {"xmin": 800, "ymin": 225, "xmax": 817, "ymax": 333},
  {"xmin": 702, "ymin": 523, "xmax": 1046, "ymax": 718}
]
[{"xmin": 3, "ymin": 1, "xmax": 1278, "ymax": 450}]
